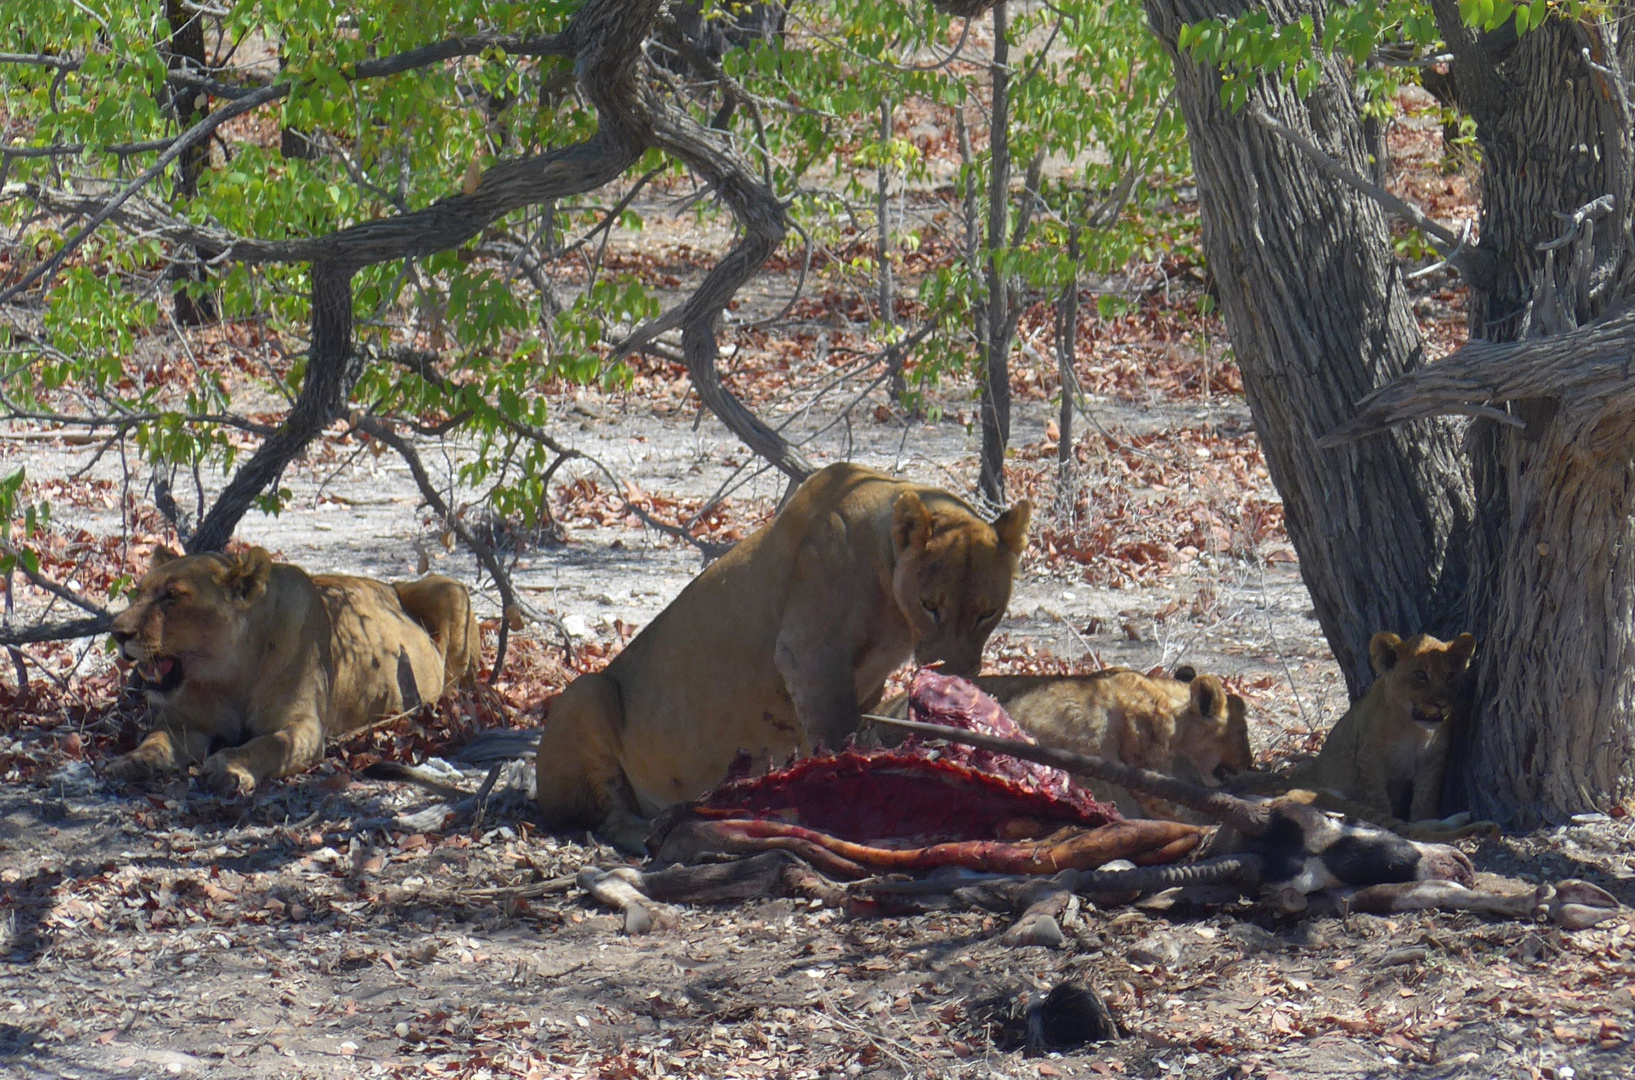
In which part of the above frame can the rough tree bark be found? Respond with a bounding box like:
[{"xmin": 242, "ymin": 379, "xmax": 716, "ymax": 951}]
[
  {"xmin": 1326, "ymin": 309, "xmax": 1635, "ymax": 818},
  {"xmin": 1143, "ymin": 0, "xmax": 1477, "ymax": 693},
  {"xmin": 1410, "ymin": 4, "xmax": 1635, "ymax": 821},
  {"xmin": 977, "ymin": 0, "xmax": 1014, "ymax": 505},
  {"xmin": 161, "ymin": 0, "xmax": 217, "ymax": 325}
]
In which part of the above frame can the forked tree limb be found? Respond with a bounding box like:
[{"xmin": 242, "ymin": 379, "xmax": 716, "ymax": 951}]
[
  {"xmin": 1320, "ymin": 304, "xmax": 1635, "ymax": 450},
  {"xmin": 1244, "ymin": 106, "xmax": 1495, "ymax": 285}
]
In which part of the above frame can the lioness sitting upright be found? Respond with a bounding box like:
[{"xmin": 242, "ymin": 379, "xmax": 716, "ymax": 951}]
[
  {"xmin": 106, "ymin": 547, "xmax": 481, "ymax": 796},
  {"xmin": 1282, "ymin": 631, "xmax": 1475, "ymax": 824},
  {"xmin": 535, "ymin": 462, "xmax": 1031, "ymax": 850}
]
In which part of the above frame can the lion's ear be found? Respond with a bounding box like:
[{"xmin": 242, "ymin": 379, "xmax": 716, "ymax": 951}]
[
  {"xmin": 149, "ymin": 546, "xmax": 180, "ymax": 569},
  {"xmin": 892, "ymin": 491, "xmax": 933, "ymax": 554},
  {"xmin": 1369, "ymin": 631, "xmax": 1404, "ymax": 675},
  {"xmin": 1190, "ymin": 674, "xmax": 1226, "ymax": 721},
  {"xmin": 994, "ymin": 500, "xmax": 1032, "ymax": 556},
  {"xmin": 224, "ymin": 547, "xmax": 273, "ymax": 603},
  {"xmin": 1448, "ymin": 632, "xmax": 1476, "ymax": 667}
]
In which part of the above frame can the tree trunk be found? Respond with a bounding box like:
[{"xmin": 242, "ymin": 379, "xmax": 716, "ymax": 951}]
[
  {"xmin": 879, "ymin": 98, "xmax": 905, "ymax": 403},
  {"xmin": 1326, "ymin": 310, "xmax": 1635, "ymax": 822},
  {"xmin": 1055, "ymin": 223, "xmax": 1080, "ymax": 518},
  {"xmin": 188, "ymin": 263, "xmax": 357, "ymax": 553},
  {"xmin": 1143, "ymin": 0, "xmax": 1477, "ymax": 693},
  {"xmin": 977, "ymin": 0, "xmax": 1013, "ymax": 505},
  {"xmin": 163, "ymin": 0, "xmax": 218, "ymax": 324},
  {"xmin": 1424, "ymin": 7, "xmax": 1635, "ymax": 822}
]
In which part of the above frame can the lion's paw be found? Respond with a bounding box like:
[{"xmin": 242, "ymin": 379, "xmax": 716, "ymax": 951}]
[
  {"xmin": 200, "ymin": 756, "xmax": 257, "ymax": 798},
  {"xmin": 104, "ymin": 751, "xmax": 166, "ymax": 783}
]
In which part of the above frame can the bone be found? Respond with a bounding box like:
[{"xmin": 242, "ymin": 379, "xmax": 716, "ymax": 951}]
[
  {"xmin": 577, "ymin": 866, "xmax": 678, "ymax": 933},
  {"xmin": 1340, "ymin": 877, "xmax": 1623, "ymax": 929},
  {"xmin": 1003, "ymin": 877, "xmax": 1078, "ymax": 948}
]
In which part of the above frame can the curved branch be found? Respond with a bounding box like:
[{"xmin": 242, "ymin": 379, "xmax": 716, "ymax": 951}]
[
  {"xmin": 1320, "ymin": 305, "xmax": 1635, "ymax": 447},
  {"xmin": 643, "ymin": 93, "xmax": 814, "ymax": 482}
]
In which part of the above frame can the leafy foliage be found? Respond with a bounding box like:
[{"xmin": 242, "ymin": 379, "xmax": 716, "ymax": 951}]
[{"xmin": 0, "ymin": 0, "xmax": 1189, "ymax": 566}]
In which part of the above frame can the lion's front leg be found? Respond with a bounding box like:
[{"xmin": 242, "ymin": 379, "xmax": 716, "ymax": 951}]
[
  {"xmin": 200, "ymin": 714, "xmax": 325, "ymax": 797},
  {"xmin": 105, "ymin": 725, "xmax": 212, "ymax": 783},
  {"xmin": 775, "ymin": 643, "xmax": 863, "ymax": 753},
  {"xmin": 1408, "ymin": 741, "xmax": 1449, "ymax": 822}
]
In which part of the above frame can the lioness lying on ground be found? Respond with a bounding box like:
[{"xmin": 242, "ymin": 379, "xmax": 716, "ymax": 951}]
[
  {"xmin": 878, "ymin": 666, "xmax": 1253, "ymax": 820},
  {"xmin": 535, "ymin": 462, "xmax": 1031, "ymax": 851},
  {"xmin": 1232, "ymin": 630, "xmax": 1490, "ymax": 840},
  {"xmin": 105, "ymin": 547, "xmax": 480, "ymax": 796}
]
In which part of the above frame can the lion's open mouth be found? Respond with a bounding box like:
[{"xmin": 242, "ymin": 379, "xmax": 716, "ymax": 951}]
[
  {"xmin": 1412, "ymin": 706, "xmax": 1446, "ymax": 724},
  {"xmin": 134, "ymin": 655, "xmax": 184, "ymax": 694}
]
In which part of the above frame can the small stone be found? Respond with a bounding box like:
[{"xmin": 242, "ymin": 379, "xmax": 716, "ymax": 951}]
[
  {"xmin": 1003, "ymin": 914, "xmax": 1067, "ymax": 949},
  {"xmin": 1128, "ymin": 932, "xmax": 1181, "ymax": 967}
]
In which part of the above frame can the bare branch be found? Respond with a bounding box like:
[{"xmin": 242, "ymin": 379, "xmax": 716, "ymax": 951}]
[
  {"xmin": 355, "ymin": 415, "xmax": 548, "ymax": 679},
  {"xmin": 0, "ymin": 538, "xmax": 111, "ymax": 617},
  {"xmin": 1320, "ymin": 305, "xmax": 1635, "ymax": 447},
  {"xmin": 0, "ymin": 614, "xmax": 111, "ymax": 646},
  {"xmin": 1245, "ymin": 106, "xmax": 1471, "ymax": 256}
]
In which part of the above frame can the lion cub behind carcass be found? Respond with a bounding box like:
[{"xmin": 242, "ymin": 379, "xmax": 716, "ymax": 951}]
[
  {"xmin": 880, "ymin": 667, "xmax": 1253, "ymax": 820},
  {"xmin": 106, "ymin": 548, "xmax": 481, "ymax": 796},
  {"xmin": 534, "ymin": 462, "xmax": 1031, "ymax": 851},
  {"xmin": 1287, "ymin": 631, "xmax": 1475, "ymax": 827}
]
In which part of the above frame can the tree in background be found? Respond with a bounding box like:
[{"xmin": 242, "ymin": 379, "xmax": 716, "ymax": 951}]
[{"xmin": 0, "ymin": 0, "xmax": 1187, "ymax": 662}]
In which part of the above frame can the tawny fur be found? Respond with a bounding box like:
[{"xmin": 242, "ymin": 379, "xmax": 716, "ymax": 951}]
[
  {"xmin": 534, "ymin": 462, "xmax": 1031, "ymax": 850},
  {"xmin": 882, "ymin": 668, "xmax": 1253, "ymax": 820},
  {"xmin": 1291, "ymin": 631, "xmax": 1475, "ymax": 824},
  {"xmin": 105, "ymin": 548, "xmax": 480, "ymax": 796},
  {"xmin": 1232, "ymin": 631, "xmax": 1489, "ymax": 840}
]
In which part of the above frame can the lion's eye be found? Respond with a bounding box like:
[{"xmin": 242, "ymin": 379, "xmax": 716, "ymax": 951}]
[
  {"xmin": 978, "ymin": 609, "xmax": 999, "ymax": 626},
  {"xmin": 920, "ymin": 600, "xmax": 940, "ymax": 621},
  {"xmin": 1413, "ymin": 670, "xmax": 1429, "ymax": 683}
]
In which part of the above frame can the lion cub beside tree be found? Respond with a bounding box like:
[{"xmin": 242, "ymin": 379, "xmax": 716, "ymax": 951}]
[
  {"xmin": 880, "ymin": 667, "xmax": 1253, "ymax": 820},
  {"xmin": 534, "ymin": 462, "xmax": 1031, "ymax": 851},
  {"xmin": 1231, "ymin": 631, "xmax": 1485, "ymax": 840},
  {"xmin": 1287, "ymin": 631, "xmax": 1476, "ymax": 825},
  {"xmin": 106, "ymin": 547, "xmax": 481, "ymax": 796}
]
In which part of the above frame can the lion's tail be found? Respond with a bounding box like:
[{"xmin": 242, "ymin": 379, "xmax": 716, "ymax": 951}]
[{"xmin": 395, "ymin": 576, "xmax": 483, "ymax": 689}]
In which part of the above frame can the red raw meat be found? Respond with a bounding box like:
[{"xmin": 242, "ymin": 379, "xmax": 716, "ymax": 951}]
[
  {"xmin": 695, "ymin": 669, "xmax": 1118, "ymax": 846},
  {"xmin": 658, "ymin": 672, "xmax": 1204, "ymax": 881},
  {"xmin": 903, "ymin": 668, "xmax": 1098, "ymax": 806},
  {"xmin": 698, "ymin": 749, "xmax": 1117, "ymax": 846}
]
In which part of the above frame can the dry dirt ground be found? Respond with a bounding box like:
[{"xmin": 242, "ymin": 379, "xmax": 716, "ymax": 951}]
[
  {"xmin": 4, "ymin": 95, "xmax": 1635, "ymax": 1080},
  {"xmin": 6, "ymin": 362, "xmax": 1635, "ymax": 1080}
]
